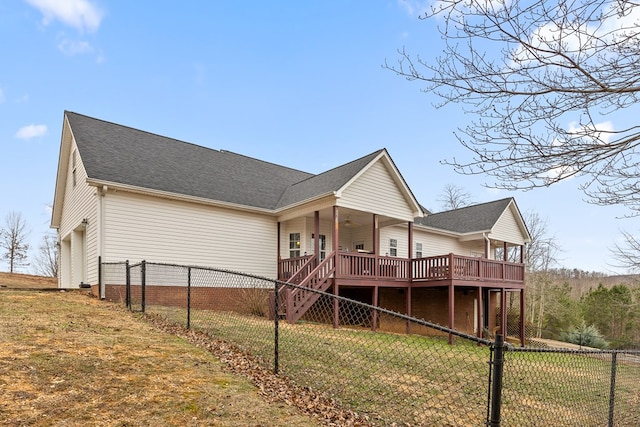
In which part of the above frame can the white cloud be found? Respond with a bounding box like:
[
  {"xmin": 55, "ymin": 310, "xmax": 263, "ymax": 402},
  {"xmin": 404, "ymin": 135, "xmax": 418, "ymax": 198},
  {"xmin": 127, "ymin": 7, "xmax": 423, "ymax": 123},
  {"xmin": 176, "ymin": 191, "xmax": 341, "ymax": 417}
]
[
  {"xmin": 397, "ymin": 0, "xmax": 430, "ymax": 17},
  {"xmin": 26, "ymin": 0, "xmax": 104, "ymax": 33},
  {"xmin": 0, "ymin": 88, "xmax": 4, "ymax": 104},
  {"xmin": 15, "ymin": 124, "xmax": 48, "ymax": 140},
  {"xmin": 58, "ymin": 38, "xmax": 93, "ymax": 55}
]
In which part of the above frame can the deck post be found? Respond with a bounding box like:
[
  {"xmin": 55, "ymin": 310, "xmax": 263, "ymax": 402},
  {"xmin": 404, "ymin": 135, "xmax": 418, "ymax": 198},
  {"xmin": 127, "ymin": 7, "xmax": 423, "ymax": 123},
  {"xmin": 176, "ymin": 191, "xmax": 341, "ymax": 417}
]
[
  {"xmin": 500, "ymin": 289, "xmax": 507, "ymax": 338},
  {"xmin": 448, "ymin": 282, "xmax": 455, "ymax": 344},
  {"xmin": 371, "ymin": 286, "xmax": 378, "ymax": 331},
  {"xmin": 477, "ymin": 286, "xmax": 483, "ymax": 339},
  {"xmin": 406, "ymin": 285, "xmax": 412, "ymax": 334},
  {"xmin": 519, "ymin": 288, "xmax": 526, "ymax": 347},
  {"xmin": 333, "ymin": 282, "xmax": 339, "ymax": 329}
]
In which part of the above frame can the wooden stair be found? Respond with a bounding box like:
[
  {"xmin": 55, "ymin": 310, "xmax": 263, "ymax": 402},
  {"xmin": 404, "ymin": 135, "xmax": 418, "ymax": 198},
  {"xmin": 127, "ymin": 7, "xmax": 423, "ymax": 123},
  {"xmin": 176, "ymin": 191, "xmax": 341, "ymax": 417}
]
[{"xmin": 281, "ymin": 250, "xmax": 336, "ymax": 324}]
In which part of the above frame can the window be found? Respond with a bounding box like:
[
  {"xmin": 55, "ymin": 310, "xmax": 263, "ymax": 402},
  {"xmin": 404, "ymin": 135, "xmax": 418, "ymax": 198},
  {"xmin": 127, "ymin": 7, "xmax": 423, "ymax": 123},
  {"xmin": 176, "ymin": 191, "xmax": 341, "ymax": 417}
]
[
  {"xmin": 354, "ymin": 241, "xmax": 365, "ymax": 252},
  {"xmin": 415, "ymin": 242, "xmax": 423, "ymax": 258},
  {"xmin": 389, "ymin": 238, "xmax": 397, "ymax": 257},
  {"xmin": 311, "ymin": 233, "xmax": 327, "ymax": 261},
  {"xmin": 289, "ymin": 233, "xmax": 301, "ymax": 258},
  {"xmin": 72, "ymin": 149, "xmax": 77, "ymax": 187}
]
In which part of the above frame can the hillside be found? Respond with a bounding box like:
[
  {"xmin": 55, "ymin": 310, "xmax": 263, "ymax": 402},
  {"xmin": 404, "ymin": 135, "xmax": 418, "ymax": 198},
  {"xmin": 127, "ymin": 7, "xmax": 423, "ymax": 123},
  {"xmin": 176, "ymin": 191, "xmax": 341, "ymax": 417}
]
[{"xmin": 0, "ymin": 272, "xmax": 57, "ymax": 289}]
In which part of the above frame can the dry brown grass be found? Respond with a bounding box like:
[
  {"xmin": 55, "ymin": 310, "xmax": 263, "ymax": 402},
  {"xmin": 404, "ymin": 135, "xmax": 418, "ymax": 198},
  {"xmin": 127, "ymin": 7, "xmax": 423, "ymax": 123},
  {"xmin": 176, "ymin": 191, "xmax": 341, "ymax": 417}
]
[
  {"xmin": 0, "ymin": 289, "xmax": 322, "ymax": 426},
  {"xmin": 0, "ymin": 271, "xmax": 57, "ymax": 289}
]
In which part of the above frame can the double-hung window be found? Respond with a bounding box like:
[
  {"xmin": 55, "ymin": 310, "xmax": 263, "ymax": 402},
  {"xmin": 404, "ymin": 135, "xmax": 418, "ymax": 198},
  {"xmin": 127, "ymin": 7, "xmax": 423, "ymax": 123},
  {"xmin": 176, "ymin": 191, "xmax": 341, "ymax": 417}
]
[
  {"xmin": 389, "ymin": 239, "xmax": 398, "ymax": 257},
  {"xmin": 289, "ymin": 233, "xmax": 301, "ymax": 258}
]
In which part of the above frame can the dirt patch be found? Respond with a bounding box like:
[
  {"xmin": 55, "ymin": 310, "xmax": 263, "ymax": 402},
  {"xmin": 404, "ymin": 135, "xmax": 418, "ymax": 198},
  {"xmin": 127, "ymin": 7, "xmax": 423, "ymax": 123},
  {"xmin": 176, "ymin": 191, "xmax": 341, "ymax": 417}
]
[
  {"xmin": 0, "ymin": 272, "xmax": 57, "ymax": 289},
  {"xmin": 0, "ymin": 290, "xmax": 326, "ymax": 426}
]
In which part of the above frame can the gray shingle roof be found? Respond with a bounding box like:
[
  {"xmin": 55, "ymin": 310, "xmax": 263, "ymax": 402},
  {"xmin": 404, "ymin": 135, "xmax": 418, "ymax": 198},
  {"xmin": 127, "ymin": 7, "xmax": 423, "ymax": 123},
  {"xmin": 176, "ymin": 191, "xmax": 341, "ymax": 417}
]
[
  {"xmin": 415, "ymin": 198, "xmax": 514, "ymax": 234},
  {"xmin": 66, "ymin": 111, "xmax": 382, "ymax": 210},
  {"xmin": 275, "ymin": 150, "xmax": 384, "ymax": 208}
]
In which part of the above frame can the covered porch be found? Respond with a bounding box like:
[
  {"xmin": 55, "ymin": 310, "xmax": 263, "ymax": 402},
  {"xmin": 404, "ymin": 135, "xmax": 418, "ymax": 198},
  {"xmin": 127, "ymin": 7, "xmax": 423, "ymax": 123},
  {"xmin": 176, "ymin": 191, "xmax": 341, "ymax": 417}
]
[{"xmin": 277, "ymin": 204, "xmax": 527, "ymax": 346}]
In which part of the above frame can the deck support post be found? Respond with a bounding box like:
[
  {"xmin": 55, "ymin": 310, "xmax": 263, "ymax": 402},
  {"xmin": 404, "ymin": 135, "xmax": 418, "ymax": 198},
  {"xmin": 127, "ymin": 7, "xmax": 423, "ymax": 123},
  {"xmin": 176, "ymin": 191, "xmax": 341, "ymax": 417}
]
[
  {"xmin": 333, "ymin": 282, "xmax": 339, "ymax": 329},
  {"xmin": 448, "ymin": 283, "xmax": 455, "ymax": 345},
  {"xmin": 371, "ymin": 286, "xmax": 378, "ymax": 331},
  {"xmin": 500, "ymin": 289, "xmax": 507, "ymax": 338},
  {"xmin": 519, "ymin": 288, "xmax": 526, "ymax": 347},
  {"xmin": 332, "ymin": 206, "xmax": 340, "ymax": 329},
  {"xmin": 406, "ymin": 286, "xmax": 412, "ymax": 334},
  {"xmin": 477, "ymin": 286, "xmax": 483, "ymax": 340}
]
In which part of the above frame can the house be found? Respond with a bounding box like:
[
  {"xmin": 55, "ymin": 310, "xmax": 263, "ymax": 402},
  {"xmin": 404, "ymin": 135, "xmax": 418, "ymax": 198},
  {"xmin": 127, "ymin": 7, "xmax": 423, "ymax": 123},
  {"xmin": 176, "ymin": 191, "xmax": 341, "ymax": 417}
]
[{"xmin": 51, "ymin": 111, "xmax": 531, "ymax": 344}]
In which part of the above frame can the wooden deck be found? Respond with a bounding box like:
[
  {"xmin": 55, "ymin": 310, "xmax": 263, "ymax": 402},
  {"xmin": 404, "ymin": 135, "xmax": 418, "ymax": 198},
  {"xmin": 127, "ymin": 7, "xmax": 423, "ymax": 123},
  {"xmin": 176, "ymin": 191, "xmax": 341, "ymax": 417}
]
[{"xmin": 279, "ymin": 252, "xmax": 524, "ymax": 289}]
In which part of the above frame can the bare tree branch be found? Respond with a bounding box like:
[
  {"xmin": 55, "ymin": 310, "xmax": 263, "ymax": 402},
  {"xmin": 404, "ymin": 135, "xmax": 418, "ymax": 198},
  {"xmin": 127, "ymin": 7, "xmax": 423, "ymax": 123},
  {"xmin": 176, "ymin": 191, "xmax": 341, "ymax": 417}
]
[
  {"xmin": 436, "ymin": 184, "xmax": 474, "ymax": 210},
  {"xmin": 385, "ymin": 0, "xmax": 640, "ymax": 214}
]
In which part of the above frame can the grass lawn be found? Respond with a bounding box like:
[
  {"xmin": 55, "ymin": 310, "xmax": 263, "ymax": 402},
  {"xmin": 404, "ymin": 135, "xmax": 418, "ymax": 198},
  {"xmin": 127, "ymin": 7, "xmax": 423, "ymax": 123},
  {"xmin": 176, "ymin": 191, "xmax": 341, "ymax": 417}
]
[
  {"xmin": 0, "ymin": 290, "xmax": 325, "ymax": 426},
  {"xmin": 148, "ymin": 303, "xmax": 640, "ymax": 426}
]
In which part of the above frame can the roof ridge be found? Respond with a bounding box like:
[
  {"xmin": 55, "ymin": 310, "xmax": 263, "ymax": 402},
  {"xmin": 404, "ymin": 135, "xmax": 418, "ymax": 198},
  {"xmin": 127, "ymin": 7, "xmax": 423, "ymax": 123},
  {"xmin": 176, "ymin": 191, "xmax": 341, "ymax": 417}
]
[
  {"xmin": 218, "ymin": 149, "xmax": 314, "ymax": 176},
  {"xmin": 286, "ymin": 148, "xmax": 385, "ymax": 188},
  {"xmin": 65, "ymin": 110, "xmax": 221, "ymax": 154},
  {"xmin": 432, "ymin": 196, "xmax": 513, "ymax": 215}
]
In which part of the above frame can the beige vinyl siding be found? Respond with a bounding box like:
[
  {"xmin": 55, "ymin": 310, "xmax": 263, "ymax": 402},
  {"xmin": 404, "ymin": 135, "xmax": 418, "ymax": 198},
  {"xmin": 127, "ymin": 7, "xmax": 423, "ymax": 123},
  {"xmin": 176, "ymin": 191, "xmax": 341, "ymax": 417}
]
[
  {"xmin": 342, "ymin": 225, "xmax": 371, "ymax": 253},
  {"xmin": 379, "ymin": 225, "xmax": 409, "ymax": 258},
  {"xmin": 104, "ymin": 191, "xmax": 277, "ymax": 278},
  {"xmin": 415, "ymin": 228, "xmax": 485, "ymax": 258},
  {"xmin": 339, "ymin": 161, "xmax": 415, "ymax": 221},
  {"xmin": 58, "ymin": 142, "xmax": 98, "ymax": 287},
  {"xmin": 490, "ymin": 206, "xmax": 527, "ymax": 245}
]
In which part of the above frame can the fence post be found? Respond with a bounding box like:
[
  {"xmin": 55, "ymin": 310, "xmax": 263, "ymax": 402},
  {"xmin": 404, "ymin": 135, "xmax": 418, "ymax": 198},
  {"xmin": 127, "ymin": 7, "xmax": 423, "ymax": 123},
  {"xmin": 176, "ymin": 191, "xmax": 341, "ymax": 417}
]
[
  {"xmin": 608, "ymin": 352, "xmax": 618, "ymax": 427},
  {"xmin": 187, "ymin": 267, "xmax": 191, "ymax": 330},
  {"xmin": 141, "ymin": 260, "xmax": 146, "ymax": 313},
  {"xmin": 125, "ymin": 260, "xmax": 131, "ymax": 310},
  {"xmin": 274, "ymin": 280, "xmax": 280, "ymax": 375},
  {"xmin": 489, "ymin": 334, "xmax": 505, "ymax": 426}
]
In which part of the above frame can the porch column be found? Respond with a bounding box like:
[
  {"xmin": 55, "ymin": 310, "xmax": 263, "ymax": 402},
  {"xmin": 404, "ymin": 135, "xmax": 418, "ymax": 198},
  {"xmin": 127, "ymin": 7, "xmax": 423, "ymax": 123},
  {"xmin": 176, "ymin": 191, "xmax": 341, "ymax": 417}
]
[
  {"xmin": 500, "ymin": 288, "xmax": 507, "ymax": 337},
  {"xmin": 333, "ymin": 206, "xmax": 340, "ymax": 329},
  {"xmin": 503, "ymin": 242, "xmax": 508, "ymax": 261},
  {"xmin": 314, "ymin": 211, "xmax": 320, "ymax": 263},
  {"xmin": 520, "ymin": 244, "xmax": 524, "ymax": 263},
  {"xmin": 477, "ymin": 286, "xmax": 483, "ymax": 339},
  {"xmin": 333, "ymin": 206, "xmax": 339, "ymax": 274},
  {"xmin": 408, "ymin": 221, "xmax": 414, "ymax": 261},
  {"xmin": 407, "ymin": 221, "xmax": 414, "ymax": 335},
  {"xmin": 277, "ymin": 222, "xmax": 281, "ymax": 259},
  {"xmin": 372, "ymin": 214, "xmax": 379, "ymax": 255},
  {"xmin": 371, "ymin": 286, "xmax": 378, "ymax": 332},
  {"xmin": 520, "ymin": 289, "xmax": 526, "ymax": 347},
  {"xmin": 448, "ymin": 283, "xmax": 455, "ymax": 345}
]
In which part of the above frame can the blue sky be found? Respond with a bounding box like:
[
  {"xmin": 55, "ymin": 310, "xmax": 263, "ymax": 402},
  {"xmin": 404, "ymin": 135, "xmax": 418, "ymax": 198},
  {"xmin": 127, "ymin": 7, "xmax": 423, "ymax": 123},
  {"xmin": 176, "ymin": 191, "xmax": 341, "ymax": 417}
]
[{"xmin": 0, "ymin": 0, "xmax": 635, "ymax": 274}]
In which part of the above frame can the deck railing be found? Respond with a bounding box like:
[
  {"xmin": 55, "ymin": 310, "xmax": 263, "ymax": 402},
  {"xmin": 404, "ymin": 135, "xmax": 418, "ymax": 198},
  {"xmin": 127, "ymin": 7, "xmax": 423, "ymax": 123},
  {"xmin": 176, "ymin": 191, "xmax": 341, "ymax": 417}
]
[
  {"xmin": 412, "ymin": 254, "xmax": 524, "ymax": 283},
  {"xmin": 336, "ymin": 252, "xmax": 409, "ymax": 281},
  {"xmin": 279, "ymin": 252, "xmax": 525, "ymax": 285}
]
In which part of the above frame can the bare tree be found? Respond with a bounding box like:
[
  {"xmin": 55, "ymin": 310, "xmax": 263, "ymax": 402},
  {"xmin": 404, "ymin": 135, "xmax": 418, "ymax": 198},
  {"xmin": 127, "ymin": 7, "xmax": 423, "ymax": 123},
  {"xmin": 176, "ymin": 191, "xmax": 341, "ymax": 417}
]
[
  {"xmin": 33, "ymin": 233, "xmax": 58, "ymax": 277},
  {"xmin": 386, "ymin": 1, "xmax": 640, "ymax": 214},
  {"xmin": 0, "ymin": 211, "xmax": 30, "ymax": 273},
  {"xmin": 610, "ymin": 229, "xmax": 640, "ymax": 272},
  {"xmin": 519, "ymin": 210, "xmax": 562, "ymax": 337},
  {"xmin": 436, "ymin": 184, "xmax": 474, "ymax": 210}
]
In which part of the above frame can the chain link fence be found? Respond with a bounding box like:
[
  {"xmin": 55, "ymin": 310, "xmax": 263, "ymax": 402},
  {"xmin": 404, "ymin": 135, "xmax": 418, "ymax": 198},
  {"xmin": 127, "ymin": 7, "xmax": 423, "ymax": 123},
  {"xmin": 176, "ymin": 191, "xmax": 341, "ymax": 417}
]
[{"xmin": 102, "ymin": 261, "xmax": 640, "ymax": 426}]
